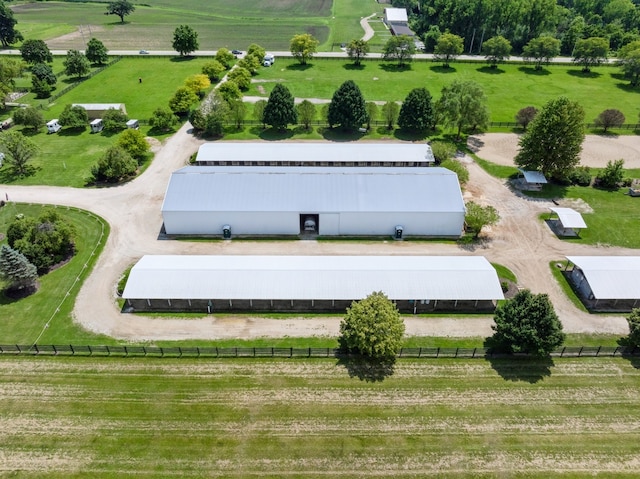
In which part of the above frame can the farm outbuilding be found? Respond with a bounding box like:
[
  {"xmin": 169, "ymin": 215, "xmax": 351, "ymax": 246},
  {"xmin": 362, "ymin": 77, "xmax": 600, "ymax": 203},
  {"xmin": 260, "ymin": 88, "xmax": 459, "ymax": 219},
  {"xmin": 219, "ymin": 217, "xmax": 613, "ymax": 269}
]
[
  {"xmin": 161, "ymin": 166, "xmax": 465, "ymax": 237},
  {"xmin": 517, "ymin": 169, "xmax": 548, "ymax": 191},
  {"xmin": 549, "ymin": 207, "xmax": 587, "ymax": 237},
  {"xmin": 565, "ymin": 256, "xmax": 640, "ymax": 311},
  {"xmin": 122, "ymin": 255, "xmax": 505, "ymax": 313},
  {"xmin": 72, "ymin": 103, "xmax": 127, "ymax": 120},
  {"xmin": 194, "ymin": 142, "xmax": 436, "ymax": 167},
  {"xmin": 383, "ymin": 7, "xmax": 415, "ymax": 36}
]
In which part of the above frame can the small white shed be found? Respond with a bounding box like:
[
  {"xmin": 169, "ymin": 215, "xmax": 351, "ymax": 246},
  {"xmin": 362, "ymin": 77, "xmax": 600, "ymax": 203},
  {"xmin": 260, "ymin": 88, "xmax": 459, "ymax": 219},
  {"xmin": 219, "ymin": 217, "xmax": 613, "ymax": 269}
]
[
  {"xmin": 90, "ymin": 118, "xmax": 103, "ymax": 133},
  {"xmin": 126, "ymin": 119, "xmax": 139, "ymax": 130}
]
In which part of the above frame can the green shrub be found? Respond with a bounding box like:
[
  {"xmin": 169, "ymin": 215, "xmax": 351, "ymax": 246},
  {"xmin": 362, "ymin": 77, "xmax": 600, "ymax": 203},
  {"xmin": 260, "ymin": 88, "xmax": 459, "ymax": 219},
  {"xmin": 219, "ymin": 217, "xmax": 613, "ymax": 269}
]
[
  {"xmin": 441, "ymin": 158, "xmax": 469, "ymax": 184},
  {"xmin": 430, "ymin": 141, "xmax": 456, "ymax": 164},
  {"xmin": 569, "ymin": 166, "xmax": 592, "ymax": 186}
]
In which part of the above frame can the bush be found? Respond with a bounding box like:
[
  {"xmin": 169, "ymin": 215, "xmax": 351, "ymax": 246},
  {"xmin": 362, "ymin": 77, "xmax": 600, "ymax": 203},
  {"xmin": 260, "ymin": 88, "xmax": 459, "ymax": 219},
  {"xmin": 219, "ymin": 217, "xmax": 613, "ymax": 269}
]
[
  {"xmin": 102, "ymin": 108, "xmax": 129, "ymax": 132},
  {"xmin": 227, "ymin": 67, "xmax": 251, "ymax": 91},
  {"xmin": 116, "ymin": 129, "xmax": 149, "ymax": 161},
  {"xmin": 90, "ymin": 146, "xmax": 137, "ymax": 183},
  {"xmin": 430, "ymin": 141, "xmax": 456, "ymax": 164},
  {"xmin": 149, "ymin": 107, "xmax": 179, "ymax": 132},
  {"xmin": 440, "ymin": 158, "xmax": 469, "ymax": 184},
  {"xmin": 202, "ymin": 60, "xmax": 226, "ymax": 82},
  {"xmin": 569, "ymin": 166, "xmax": 592, "ymax": 186},
  {"xmin": 595, "ymin": 159, "xmax": 625, "ymax": 189}
]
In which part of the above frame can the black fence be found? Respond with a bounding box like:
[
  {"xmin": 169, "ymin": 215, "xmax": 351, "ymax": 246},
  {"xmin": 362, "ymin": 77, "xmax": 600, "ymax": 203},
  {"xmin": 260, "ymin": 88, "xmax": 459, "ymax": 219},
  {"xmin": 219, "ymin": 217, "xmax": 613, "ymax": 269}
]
[{"xmin": 0, "ymin": 344, "xmax": 637, "ymax": 359}]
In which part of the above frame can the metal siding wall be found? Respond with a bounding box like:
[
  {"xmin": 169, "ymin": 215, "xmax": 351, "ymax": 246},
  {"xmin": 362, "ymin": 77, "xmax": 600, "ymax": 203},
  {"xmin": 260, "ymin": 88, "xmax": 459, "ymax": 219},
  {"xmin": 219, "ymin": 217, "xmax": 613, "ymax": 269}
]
[
  {"xmin": 319, "ymin": 214, "xmax": 340, "ymax": 235},
  {"xmin": 163, "ymin": 212, "xmax": 300, "ymax": 235},
  {"xmin": 336, "ymin": 212, "xmax": 464, "ymax": 236}
]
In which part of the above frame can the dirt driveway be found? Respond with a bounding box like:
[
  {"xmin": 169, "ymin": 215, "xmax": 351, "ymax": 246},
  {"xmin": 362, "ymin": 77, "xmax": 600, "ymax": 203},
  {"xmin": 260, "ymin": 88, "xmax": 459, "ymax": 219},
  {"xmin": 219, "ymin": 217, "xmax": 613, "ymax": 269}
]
[{"xmin": 1, "ymin": 132, "xmax": 634, "ymax": 340}]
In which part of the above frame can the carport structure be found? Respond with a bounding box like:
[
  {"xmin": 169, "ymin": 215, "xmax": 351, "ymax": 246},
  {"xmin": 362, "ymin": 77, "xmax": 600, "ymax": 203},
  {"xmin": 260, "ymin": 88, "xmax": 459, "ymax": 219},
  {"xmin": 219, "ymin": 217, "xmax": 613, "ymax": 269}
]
[
  {"xmin": 517, "ymin": 169, "xmax": 548, "ymax": 191},
  {"xmin": 565, "ymin": 256, "xmax": 640, "ymax": 311},
  {"xmin": 549, "ymin": 207, "xmax": 587, "ymax": 237},
  {"xmin": 122, "ymin": 255, "xmax": 505, "ymax": 314}
]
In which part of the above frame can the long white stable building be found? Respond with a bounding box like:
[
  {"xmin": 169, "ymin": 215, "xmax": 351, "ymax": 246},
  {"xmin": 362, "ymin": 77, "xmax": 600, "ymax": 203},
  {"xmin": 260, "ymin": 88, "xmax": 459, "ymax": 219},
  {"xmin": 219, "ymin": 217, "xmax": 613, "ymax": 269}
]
[
  {"xmin": 122, "ymin": 255, "xmax": 504, "ymax": 313},
  {"xmin": 161, "ymin": 166, "xmax": 465, "ymax": 237},
  {"xmin": 193, "ymin": 142, "xmax": 436, "ymax": 167},
  {"xmin": 566, "ymin": 256, "xmax": 640, "ymax": 311}
]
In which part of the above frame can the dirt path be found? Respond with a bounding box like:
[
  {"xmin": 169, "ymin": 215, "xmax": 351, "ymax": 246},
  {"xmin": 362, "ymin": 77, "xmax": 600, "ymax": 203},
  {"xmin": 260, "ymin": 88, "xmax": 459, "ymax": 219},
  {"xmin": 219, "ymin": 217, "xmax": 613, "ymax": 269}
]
[
  {"xmin": 360, "ymin": 13, "xmax": 377, "ymax": 42},
  {"xmin": 1, "ymin": 132, "xmax": 633, "ymax": 341}
]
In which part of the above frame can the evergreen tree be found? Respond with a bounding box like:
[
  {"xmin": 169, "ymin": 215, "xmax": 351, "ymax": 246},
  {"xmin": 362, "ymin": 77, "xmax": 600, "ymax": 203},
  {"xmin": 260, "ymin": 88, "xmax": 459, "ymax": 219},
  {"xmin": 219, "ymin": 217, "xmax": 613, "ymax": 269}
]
[
  {"xmin": 327, "ymin": 80, "xmax": 367, "ymax": 131},
  {"xmin": 31, "ymin": 63, "xmax": 56, "ymax": 86},
  {"xmin": 398, "ymin": 87, "xmax": 434, "ymax": 131},
  {"xmin": 0, "ymin": 244, "xmax": 38, "ymax": 291},
  {"xmin": 263, "ymin": 83, "xmax": 297, "ymax": 130},
  {"xmin": 515, "ymin": 96, "xmax": 585, "ymax": 181}
]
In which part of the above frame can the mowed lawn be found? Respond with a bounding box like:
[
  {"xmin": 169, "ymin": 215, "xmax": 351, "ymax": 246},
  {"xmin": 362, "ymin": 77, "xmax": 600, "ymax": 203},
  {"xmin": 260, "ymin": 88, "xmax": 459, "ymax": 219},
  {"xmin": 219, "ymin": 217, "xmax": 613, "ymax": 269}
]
[
  {"xmin": 247, "ymin": 59, "xmax": 640, "ymax": 123},
  {"xmin": 0, "ymin": 356, "xmax": 639, "ymax": 478},
  {"xmin": 11, "ymin": 0, "xmax": 351, "ymax": 51},
  {"xmin": 0, "ymin": 204, "xmax": 112, "ymax": 344}
]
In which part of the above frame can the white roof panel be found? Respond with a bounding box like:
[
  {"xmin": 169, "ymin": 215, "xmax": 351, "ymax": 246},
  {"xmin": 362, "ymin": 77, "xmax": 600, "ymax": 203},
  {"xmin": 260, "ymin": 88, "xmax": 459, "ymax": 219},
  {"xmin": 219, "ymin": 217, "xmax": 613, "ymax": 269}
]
[
  {"xmin": 567, "ymin": 256, "xmax": 640, "ymax": 299},
  {"xmin": 162, "ymin": 166, "xmax": 465, "ymax": 214},
  {"xmin": 550, "ymin": 207, "xmax": 587, "ymax": 229},
  {"xmin": 518, "ymin": 169, "xmax": 548, "ymax": 184},
  {"xmin": 123, "ymin": 255, "xmax": 505, "ymax": 301},
  {"xmin": 195, "ymin": 142, "xmax": 435, "ymax": 164},
  {"xmin": 72, "ymin": 103, "xmax": 124, "ymax": 110},
  {"xmin": 385, "ymin": 8, "xmax": 408, "ymax": 22}
]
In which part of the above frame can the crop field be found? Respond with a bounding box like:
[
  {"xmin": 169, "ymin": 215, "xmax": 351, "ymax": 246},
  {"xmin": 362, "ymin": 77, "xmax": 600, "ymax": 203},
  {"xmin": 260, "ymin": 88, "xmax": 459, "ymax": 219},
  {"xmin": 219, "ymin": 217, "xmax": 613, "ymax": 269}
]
[
  {"xmin": 246, "ymin": 59, "xmax": 640, "ymax": 123},
  {"xmin": 10, "ymin": 0, "xmax": 384, "ymax": 51},
  {"xmin": 0, "ymin": 356, "xmax": 639, "ymax": 477}
]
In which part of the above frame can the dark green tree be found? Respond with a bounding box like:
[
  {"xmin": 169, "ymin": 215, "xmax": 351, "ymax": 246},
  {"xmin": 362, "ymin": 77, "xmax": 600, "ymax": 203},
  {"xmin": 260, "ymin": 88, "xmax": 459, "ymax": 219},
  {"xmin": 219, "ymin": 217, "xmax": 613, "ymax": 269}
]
[
  {"xmin": 215, "ymin": 48, "xmax": 235, "ymax": 69},
  {"xmin": 20, "ymin": 39, "xmax": 52, "ymax": 65},
  {"xmin": 0, "ymin": 244, "xmax": 38, "ymax": 292},
  {"xmin": 31, "ymin": 62, "xmax": 56, "ymax": 86},
  {"xmin": 624, "ymin": 308, "xmax": 640, "ymax": 348},
  {"xmin": 31, "ymin": 76, "xmax": 52, "ymax": 99},
  {"xmin": 149, "ymin": 107, "xmax": 179, "ymax": 132},
  {"xmin": 263, "ymin": 83, "xmax": 297, "ymax": 130},
  {"xmin": 247, "ymin": 43, "xmax": 266, "ymax": 61},
  {"xmin": 237, "ymin": 55, "xmax": 261, "ymax": 75},
  {"xmin": 85, "ymin": 38, "xmax": 108, "ymax": 65},
  {"xmin": 172, "ymin": 24, "xmax": 199, "ymax": 56},
  {"xmin": 572, "ymin": 37, "xmax": 609, "ymax": 72},
  {"xmin": 227, "ymin": 67, "xmax": 251, "ymax": 90},
  {"xmin": 59, "ymin": 104, "xmax": 88, "ymax": 129},
  {"xmin": 90, "ymin": 146, "xmax": 137, "ymax": 183},
  {"xmin": 617, "ymin": 40, "xmax": 640, "ymax": 86},
  {"xmin": 339, "ymin": 291, "xmax": 405, "ymax": 361},
  {"xmin": 0, "ymin": 130, "xmax": 38, "ymax": 176},
  {"xmin": 382, "ymin": 35, "xmax": 415, "ymax": 67},
  {"xmin": 106, "ymin": 0, "xmax": 135, "ymax": 24},
  {"xmin": 63, "ymin": 49, "xmax": 90, "ymax": 79},
  {"xmin": 217, "ymin": 81, "xmax": 241, "ymax": 102},
  {"xmin": 347, "ymin": 38, "xmax": 369, "ymax": 66},
  {"xmin": 296, "ymin": 99, "xmax": 316, "ymax": 130},
  {"xmin": 482, "ymin": 35, "xmax": 511, "ymax": 68},
  {"xmin": 327, "ymin": 80, "xmax": 367, "ymax": 131},
  {"xmin": 464, "ymin": 201, "xmax": 500, "ymax": 238},
  {"xmin": 12, "ymin": 106, "xmax": 45, "ymax": 132},
  {"xmin": 398, "ymin": 87, "xmax": 434, "ymax": 131},
  {"xmin": 522, "ymin": 36, "xmax": 561, "ymax": 70},
  {"xmin": 437, "ymin": 80, "xmax": 489, "ymax": 140},
  {"xmin": 0, "ymin": 2, "xmax": 23, "ymax": 48},
  {"xmin": 0, "ymin": 58, "xmax": 24, "ymax": 107},
  {"xmin": 486, "ymin": 290, "xmax": 565, "ymax": 357},
  {"xmin": 515, "ymin": 96, "xmax": 585, "ymax": 181},
  {"xmin": 434, "ymin": 32, "xmax": 463, "ymax": 68},
  {"xmin": 102, "ymin": 108, "xmax": 129, "ymax": 132}
]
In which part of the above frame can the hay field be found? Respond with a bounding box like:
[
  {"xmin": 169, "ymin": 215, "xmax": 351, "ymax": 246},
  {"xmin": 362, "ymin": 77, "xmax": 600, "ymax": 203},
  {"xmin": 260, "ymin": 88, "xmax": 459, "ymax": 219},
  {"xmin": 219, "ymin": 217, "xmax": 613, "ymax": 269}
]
[{"xmin": 1, "ymin": 356, "xmax": 639, "ymax": 477}]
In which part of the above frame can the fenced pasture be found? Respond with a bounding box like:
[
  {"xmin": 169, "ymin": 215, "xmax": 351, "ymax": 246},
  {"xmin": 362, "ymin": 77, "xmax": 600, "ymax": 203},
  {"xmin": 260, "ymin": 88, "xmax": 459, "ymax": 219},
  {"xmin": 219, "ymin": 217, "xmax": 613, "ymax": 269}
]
[
  {"xmin": 247, "ymin": 59, "xmax": 640, "ymax": 123},
  {"xmin": 0, "ymin": 356, "xmax": 639, "ymax": 477},
  {"xmin": 13, "ymin": 0, "xmax": 347, "ymax": 51}
]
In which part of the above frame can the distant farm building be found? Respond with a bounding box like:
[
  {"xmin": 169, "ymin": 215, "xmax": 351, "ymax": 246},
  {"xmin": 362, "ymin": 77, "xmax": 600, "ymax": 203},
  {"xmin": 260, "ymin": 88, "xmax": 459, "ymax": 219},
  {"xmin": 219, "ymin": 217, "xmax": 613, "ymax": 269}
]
[
  {"xmin": 384, "ymin": 8, "xmax": 414, "ymax": 36},
  {"xmin": 161, "ymin": 166, "xmax": 465, "ymax": 237},
  {"xmin": 194, "ymin": 142, "xmax": 435, "ymax": 167},
  {"xmin": 72, "ymin": 103, "xmax": 127, "ymax": 120},
  {"xmin": 565, "ymin": 256, "xmax": 640, "ymax": 311},
  {"xmin": 122, "ymin": 255, "xmax": 505, "ymax": 313},
  {"xmin": 549, "ymin": 207, "xmax": 587, "ymax": 237}
]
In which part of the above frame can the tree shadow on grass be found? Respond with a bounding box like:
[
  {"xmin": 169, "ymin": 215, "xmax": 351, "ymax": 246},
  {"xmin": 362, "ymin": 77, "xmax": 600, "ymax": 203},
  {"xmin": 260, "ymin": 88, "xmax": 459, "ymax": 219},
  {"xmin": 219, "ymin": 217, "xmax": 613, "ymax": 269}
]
[
  {"xmin": 378, "ymin": 63, "xmax": 412, "ymax": 72},
  {"xmin": 429, "ymin": 65, "xmax": 457, "ymax": 74},
  {"xmin": 614, "ymin": 81, "xmax": 639, "ymax": 93},
  {"xmin": 567, "ymin": 69, "xmax": 602, "ymax": 79},
  {"xmin": 343, "ymin": 63, "xmax": 366, "ymax": 71},
  {"xmin": 485, "ymin": 355, "xmax": 554, "ymax": 383},
  {"xmin": 393, "ymin": 128, "xmax": 429, "ymax": 141},
  {"xmin": 285, "ymin": 63, "xmax": 313, "ymax": 71},
  {"xmin": 258, "ymin": 127, "xmax": 294, "ymax": 140},
  {"xmin": 477, "ymin": 65, "xmax": 505, "ymax": 74},
  {"xmin": 337, "ymin": 355, "xmax": 396, "ymax": 382},
  {"xmin": 320, "ymin": 127, "xmax": 366, "ymax": 142},
  {"xmin": 518, "ymin": 66, "xmax": 551, "ymax": 76},
  {"xmin": 169, "ymin": 56, "xmax": 198, "ymax": 63},
  {"xmin": 616, "ymin": 338, "xmax": 640, "ymax": 369},
  {"xmin": 58, "ymin": 127, "xmax": 86, "ymax": 137},
  {"xmin": 0, "ymin": 165, "xmax": 38, "ymax": 182}
]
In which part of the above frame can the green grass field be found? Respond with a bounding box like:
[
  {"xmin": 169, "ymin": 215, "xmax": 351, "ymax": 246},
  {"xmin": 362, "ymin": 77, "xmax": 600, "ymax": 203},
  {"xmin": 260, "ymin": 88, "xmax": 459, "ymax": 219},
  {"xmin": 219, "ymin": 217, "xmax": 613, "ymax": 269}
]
[
  {"xmin": 246, "ymin": 59, "xmax": 640, "ymax": 123},
  {"xmin": 0, "ymin": 356, "xmax": 639, "ymax": 477}
]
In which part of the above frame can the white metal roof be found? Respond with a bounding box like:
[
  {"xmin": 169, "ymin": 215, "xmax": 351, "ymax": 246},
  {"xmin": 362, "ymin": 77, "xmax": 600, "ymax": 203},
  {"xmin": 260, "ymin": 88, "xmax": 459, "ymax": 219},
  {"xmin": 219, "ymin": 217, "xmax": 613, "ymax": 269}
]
[
  {"xmin": 162, "ymin": 166, "xmax": 465, "ymax": 214},
  {"xmin": 385, "ymin": 8, "xmax": 408, "ymax": 22},
  {"xmin": 195, "ymin": 142, "xmax": 436, "ymax": 164},
  {"xmin": 550, "ymin": 207, "xmax": 587, "ymax": 229},
  {"xmin": 518, "ymin": 169, "xmax": 548, "ymax": 184},
  {"xmin": 122, "ymin": 255, "xmax": 505, "ymax": 301},
  {"xmin": 567, "ymin": 256, "xmax": 640, "ymax": 299}
]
